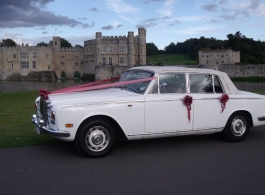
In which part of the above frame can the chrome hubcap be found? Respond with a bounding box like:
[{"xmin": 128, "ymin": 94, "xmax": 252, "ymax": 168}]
[
  {"xmin": 85, "ymin": 126, "xmax": 109, "ymax": 152},
  {"xmin": 231, "ymin": 116, "xmax": 246, "ymax": 136}
]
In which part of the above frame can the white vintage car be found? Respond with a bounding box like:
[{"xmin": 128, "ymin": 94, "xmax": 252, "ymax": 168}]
[{"xmin": 32, "ymin": 66, "xmax": 265, "ymax": 157}]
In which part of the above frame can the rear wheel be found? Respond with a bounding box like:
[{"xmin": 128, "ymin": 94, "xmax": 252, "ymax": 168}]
[
  {"xmin": 75, "ymin": 118, "xmax": 116, "ymax": 157},
  {"xmin": 222, "ymin": 112, "xmax": 250, "ymax": 142}
]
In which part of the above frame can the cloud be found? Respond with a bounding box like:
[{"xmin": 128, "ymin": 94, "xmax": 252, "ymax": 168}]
[
  {"xmin": 144, "ymin": 0, "xmax": 167, "ymax": 3},
  {"xmin": 89, "ymin": 7, "xmax": 99, "ymax": 12},
  {"xmin": 202, "ymin": 4, "xmax": 218, "ymax": 12},
  {"xmin": 249, "ymin": 0, "xmax": 261, "ymax": 10},
  {"xmin": 42, "ymin": 31, "xmax": 47, "ymax": 34},
  {"xmin": 168, "ymin": 19, "xmax": 180, "ymax": 26},
  {"xmin": 0, "ymin": 0, "xmax": 87, "ymax": 28},
  {"xmin": 157, "ymin": 0, "xmax": 176, "ymax": 17},
  {"xmin": 82, "ymin": 22, "xmax": 95, "ymax": 28},
  {"xmin": 105, "ymin": 0, "xmax": 138, "ymax": 14},
  {"xmin": 218, "ymin": 0, "xmax": 228, "ymax": 4},
  {"xmin": 101, "ymin": 23, "xmax": 123, "ymax": 30},
  {"xmin": 170, "ymin": 26, "xmax": 220, "ymax": 35},
  {"xmin": 102, "ymin": 25, "xmax": 114, "ymax": 30},
  {"xmin": 78, "ymin": 17, "xmax": 87, "ymax": 20}
]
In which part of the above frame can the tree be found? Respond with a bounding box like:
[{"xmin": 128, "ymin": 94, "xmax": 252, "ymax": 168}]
[
  {"xmin": 0, "ymin": 38, "xmax": 17, "ymax": 47},
  {"xmin": 61, "ymin": 38, "xmax": 72, "ymax": 48},
  {"xmin": 36, "ymin": 42, "xmax": 49, "ymax": 47},
  {"xmin": 146, "ymin": 42, "xmax": 159, "ymax": 55}
]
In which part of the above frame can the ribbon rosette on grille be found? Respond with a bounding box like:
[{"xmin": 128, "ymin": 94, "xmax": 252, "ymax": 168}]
[{"xmin": 39, "ymin": 89, "xmax": 49, "ymax": 100}]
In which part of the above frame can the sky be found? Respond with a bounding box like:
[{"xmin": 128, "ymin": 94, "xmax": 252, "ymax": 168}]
[{"xmin": 0, "ymin": 0, "xmax": 265, "ymax": 50}]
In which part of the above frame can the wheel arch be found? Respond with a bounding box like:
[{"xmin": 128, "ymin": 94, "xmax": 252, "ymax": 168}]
[
  {"xmin": 76, "ymin": 115, "xmax": 128, "ymax": 141},
  {"xmin": 229, "ymin": 110, "xmax": 253, "ymax": 127}
]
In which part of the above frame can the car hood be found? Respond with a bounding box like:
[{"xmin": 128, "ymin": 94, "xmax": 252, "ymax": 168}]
[{"xmin": 48, "ymin": 88, "xmax": 143, "ymax": 108}]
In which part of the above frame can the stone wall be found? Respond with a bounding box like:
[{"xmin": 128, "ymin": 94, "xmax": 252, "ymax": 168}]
[
  {"xmin": 5, "ymin": 71, "xmax": 54, "ymax": 81},
  {"xmin": 218, "ymin": 64, "xmax": 265, "ymax": 77},
  {"xmin": 95, "ymin": 66, "xmax": 129, "ymax": 80}
]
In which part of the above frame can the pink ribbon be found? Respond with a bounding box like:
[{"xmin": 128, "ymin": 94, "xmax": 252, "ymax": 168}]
[{"xmin": 39, "ymin": 76, "xmax": 156, "ymax": 100}]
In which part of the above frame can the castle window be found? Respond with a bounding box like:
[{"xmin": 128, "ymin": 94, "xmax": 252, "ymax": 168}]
[
  {"xmin": 202, "ymin": 55, "xmax": 204, "ymax": 57},
  {"xmin": 61, "ymin": 56, "xmax": 64, "ymax": 60},
  {"xmin": 13, "ymin": 54, "xmax": 16, "ymax": 58},
  {"xmin": 119, "ymin": 57, "xmax": 126, "ymax": 64},
  {"xmin": 221, "ymin": 55, "xmax": 224, "ymax": 58},
  {"xmin": 75, "ymin": 62, "xmax": 79, "ymax": 66},
  {"xmin": 221, "ymin": 61, "xmax": 224, "ymax": 63},
  {"xmin": 20, "ymin": 52, "xmax": 29, "ymax": 58},
  {"xmin": 61, "ymin": 62, "xmax": 64, "ymax": 66},
  {"xmin": 12, "ymin": 63, "xmax": 14, "ymax": 69},
  {"xmin": 20, "ymin": 61, "xmax": 29, "ymax": 69},
  {"xmin": 103, "ymin": 57, "xmax": 106, "ymax": 65},
  {"xmin": 108, "ymin": 46, "xmax": 112, "ymax": 52},
  {"xmin": 206, "ymin": 55, "xmax": 209, "ymax": 58},
  {"xmin": 33, "ymin": 52, "xmax": 37, "ymax": 58},
  {"xmin": 55, "ymin": 41, "xmax": 57, "ymax": 45},
  {"xmin": 75, "ymin": 55, "xmax": 79, "ymax": 59},
  {"xmin": 216, "ymin": 62, "xmax": 218, "ymax": 64},
  {"xmin": 119, "ymin": 45, "xmax": 126, "ymax": 52},
  {"xmin": 109, "ymin": 57, "xmax": 112, "ymax": 65},
  {"xmin": 32, "ymin": 61, "xmax": 36, "ymax": 68},
  {"xmin": 102, "ymin": 47, "xmax": 106, "ymax": 52}
]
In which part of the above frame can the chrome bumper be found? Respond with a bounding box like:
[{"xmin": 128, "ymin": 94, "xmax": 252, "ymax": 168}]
[{"xmin": 32, "ymin": 114, "xmax": 70, "ymax": 137}]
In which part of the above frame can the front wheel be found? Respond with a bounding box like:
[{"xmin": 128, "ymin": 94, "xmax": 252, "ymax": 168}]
[
  {"xmin": 75, "ymin": 118, "xmax": 116, "ymax": 157},
  {"xmin": 222, "ymin": 112, "xmax": 250, "ymax": 142}
]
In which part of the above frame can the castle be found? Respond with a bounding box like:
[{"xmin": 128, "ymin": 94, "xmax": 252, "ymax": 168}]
[
  {"xmin": 0, "ymin": 28, "xmax": 146, "ymax": 80},
  {"xmin": 199, "ymin": 49, "xmax": 240, "ymax": 66}
]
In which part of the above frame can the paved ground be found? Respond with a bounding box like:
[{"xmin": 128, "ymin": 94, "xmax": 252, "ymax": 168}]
[{"xmin": 1, "ymin": 126, "xmax": 265, "ymax": 195}]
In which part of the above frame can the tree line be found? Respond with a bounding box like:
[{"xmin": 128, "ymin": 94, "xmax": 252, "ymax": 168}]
[
  {"xmin": 147, "ymin": 31, "xmax": 265, "ymax": 64},
  {"xmin": 0, "ymin": 38, "xmax": 79, "ymax": 48}
]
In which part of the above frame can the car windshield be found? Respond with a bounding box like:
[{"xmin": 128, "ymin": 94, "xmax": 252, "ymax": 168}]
[{"xmin": 117, "ymin": 69, "xmax": 154, "ymax": 94}]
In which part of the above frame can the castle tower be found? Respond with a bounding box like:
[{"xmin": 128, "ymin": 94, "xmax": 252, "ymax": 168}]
[
  {"xmin": 95, "ymin": 32, "xmax": 102, "ymax": 65},
  {"xmin": 128, "ymin": 31, "xmax": 135, "ymax": 67},
  {"xmin": 138, "ymin": 28, "xmax": 146, "ymax": 65},
  {"xmin": 52, "ymin": 37, "xmax": 61, "ymax": 51}
]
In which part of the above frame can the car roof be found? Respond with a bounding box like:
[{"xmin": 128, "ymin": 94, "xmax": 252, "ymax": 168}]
[{"xmin": 130, "ymin": 65, "xmax": 222, "ymax": 74}]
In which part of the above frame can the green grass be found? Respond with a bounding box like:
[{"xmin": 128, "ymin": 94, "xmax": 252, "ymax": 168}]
[
  {"xmin": 147, "ymin": 54, "xmax": 197, "ymax": 65},
  {"xmin": 0, "ymin": 91, "xmax": 59, "ymax": 148}
]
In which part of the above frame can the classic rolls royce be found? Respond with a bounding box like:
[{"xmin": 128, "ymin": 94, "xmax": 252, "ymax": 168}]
[{"xmin": 32, "ymin": 66, "xmax": 265, "ymax": 157}]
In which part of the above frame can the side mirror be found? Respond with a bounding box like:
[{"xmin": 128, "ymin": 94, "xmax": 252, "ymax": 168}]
[{"xmin": 160, "ymin": 82, "xmax": 167, "ymax": 89}]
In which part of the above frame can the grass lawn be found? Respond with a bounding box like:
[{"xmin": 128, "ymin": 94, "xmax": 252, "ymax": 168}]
[
  {"xmin": 147, "ymin": 54, "xmax": 197, "ymax": 65},
  {"xmin": 0, "ymin": 89, "xmax": 264, "ymax": 148},
  {"xmin": 0, "ymin": 90, "xmax": 59, "ymax": 148}
]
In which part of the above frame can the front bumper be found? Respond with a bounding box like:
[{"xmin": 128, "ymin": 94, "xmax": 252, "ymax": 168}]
[{"xmin": 32, "ymin": 114, "xmax": 70, "ymax": 137}]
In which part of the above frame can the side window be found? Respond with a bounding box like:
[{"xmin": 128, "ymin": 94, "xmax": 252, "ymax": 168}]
[
  {"xmin": 190, "ymin": 74, "xmax": 213, "ymax": 93},
  {"xmin": 214, "ymin": 76, "xmax": 224, "ymax": 93},
  {"xmin": 159, "ymin": 73, "xmax": 186, "ymax": 94}
]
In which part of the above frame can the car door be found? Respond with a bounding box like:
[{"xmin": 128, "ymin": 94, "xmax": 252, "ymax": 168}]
[
  {"xmin": 190, "ymin": 74, "xmax": 229, "ymax": 130},
  {"xmin": 144, "ymin": 73, "xmax": 193, "ymax": 136}
]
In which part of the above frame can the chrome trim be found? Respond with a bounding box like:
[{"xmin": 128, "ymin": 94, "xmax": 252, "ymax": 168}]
[
  {"xmin": 32, "ymin": 114, "xmax": 70, "ymax": 137},
  {"xmin": 61, "ymin": 100, "xmax": 145, "ymax": 109},
  {"xmin": 258, "ymin": 116, "xmax": 265, "ymax": 121},
  {"xmin": 127, "ymin": 127, "xmax": 224, "ymax": 137}
]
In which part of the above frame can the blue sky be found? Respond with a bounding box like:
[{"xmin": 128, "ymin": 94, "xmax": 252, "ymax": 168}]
[{"xmin": 0, "ymin": 0, "xmax": 265, "ymax": 49}]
